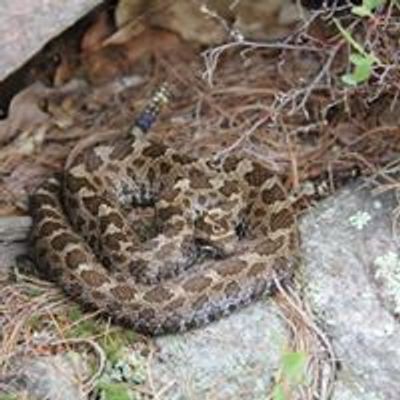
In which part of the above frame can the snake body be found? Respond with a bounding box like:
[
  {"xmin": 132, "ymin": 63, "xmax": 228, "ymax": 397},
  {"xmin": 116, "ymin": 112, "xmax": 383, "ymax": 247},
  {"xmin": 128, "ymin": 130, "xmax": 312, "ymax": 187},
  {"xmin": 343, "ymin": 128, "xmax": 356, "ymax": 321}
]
[{"xmin": 29, "ymin": 87, "xmax": 296, "ymax": 335}]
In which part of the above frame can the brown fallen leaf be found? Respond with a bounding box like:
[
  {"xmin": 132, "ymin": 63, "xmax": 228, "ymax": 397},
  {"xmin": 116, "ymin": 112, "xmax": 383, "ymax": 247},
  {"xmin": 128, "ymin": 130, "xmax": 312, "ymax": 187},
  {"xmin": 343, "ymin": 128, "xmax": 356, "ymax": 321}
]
[
  {"xmin": 81, "ymin": 10, "xmax": 115, "ymax": 53},
  {"xmin": 0, "ymin": 82, "xmax": 52, "ymax": 145},
  {"xmin": 82, "ymin": 27, "xmax": 184, "ymax": 84},
  {"xmin": 114, "ymin": 0, "xmax": 308, "ymax": 45}
]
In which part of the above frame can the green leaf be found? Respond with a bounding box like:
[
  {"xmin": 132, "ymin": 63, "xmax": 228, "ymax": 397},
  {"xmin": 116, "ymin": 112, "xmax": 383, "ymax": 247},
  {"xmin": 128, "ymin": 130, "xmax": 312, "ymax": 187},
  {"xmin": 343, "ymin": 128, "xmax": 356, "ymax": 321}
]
[
  {"xmin": 0, "ymin": 395, "xmax": 19, "ymax": 400},
  {"xmin": 349, "ymin": 53, "xmax": 373, "ymax": 66},
  {"xmin": 352, "ymin": 61, "xmax": 373, "ymax": 82},
  {"xmin": 272, "ymin": 384, "xmax": 286, "ymax": 400},
  {"xmin": 365, "ymin": 0, "xmax": 385, "ymax": 9},
  {"xmin": 333, "ymin": 18, "xmax": 380, "ymax": 65},
  {"xmin": 352, "ymin": 0, "xmax": 385, "ymax": 16},
  {"xmin": 341, "ymin": 73, "xmax": 359, "ymax": 86},
  {"xmin": 352, "ymin": 6, "xmax": 373, "ymax": 16},
  {"xmin": 342, "ymin": 52, "xmax": 375, "ymax": 85},
  {"xmin": 281, "ymin": 351, "xmax": 307, "ymax": 384},
  {"xmin": 97, "ymin": 382, "xmax": 132, "ymax": 400}
]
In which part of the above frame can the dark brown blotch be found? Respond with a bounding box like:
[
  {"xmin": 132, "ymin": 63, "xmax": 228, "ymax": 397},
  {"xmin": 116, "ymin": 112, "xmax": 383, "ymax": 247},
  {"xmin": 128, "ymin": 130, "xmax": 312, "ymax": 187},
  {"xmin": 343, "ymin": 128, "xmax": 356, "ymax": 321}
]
[
  {"xmin": 270, "ymin": 208, "xmax": 294, "ymax": 232},
  {"xmin": 253, "ymin": 207, "xmax": 267, "ymax": 218},
  {"xmin": 142, "ymin": 142, "xmax": 167, "ymax": 158},
  {"xmin": 138, "ymin": 307, "xmax": 156, "ymax": 322},
  {"xmin": 51, "ymin": 232, "xmax": 79, "ymax": 251},
  {"xmin": 110, "ymin": 253, "xmax": 128, "ymax": 264},
  {"xmin": 91, "ymin": 290, "xmax": 107, "ymax": 301},
  {"xmin": 65, "ymin": 174, "xmax": 96, "ymax": 194},
  {"xmin": 224, "ymin": 280, "xmax": 241, "ymax": 297},
  {"xmin": 103, "ymin": 232, "xmax": 126, "ymax": 251},
  {"xmin": 219, "ymin": 180, "xmax": 240, "ymax": 197},
  {"xmin": 85, "ymin": 149, "xmax": 103, "ymax": 172},
  {"xmin": 247, "ymin": 262, "xmax": 267, "ymax": 277},
  {"xmin": 164, "ymin": 297, "xmax": 186, "ymax": 311},
  {"xmin": 162, "ymin": 187, "xmax": 181, "ymax": 203},
  {"xmin": 33, "ymin": 193, "xmax": 59, "ymax": 209},
  {"xmin": 147, "ymin": 167, "xmax": 156, "ymax": 183},
  {"xmin": 261, "ymin": 183, "xmax": 286, "ymax": 203},
  {"xmin": 109, "ymin": 138, "xmax": 135, "ymax": 161},
  {"xmin": 183, "ymin": 276, "xmax": 213, "ymax": 293},
  {"xmin": 110, "ymin": 284, "xmax": 137, "ymax": 301},
  {"xmin": 88, "ymin": 220, "xmax": 96, "ymax": 232},
  {"xmin": 75, "ymin": 215, "xmax": 86, "ymax": 231},
  {"xmin": 65, "ymin": 248, "xmax": 87, "ymax": 269},
  {"xmin": 65, "ymin": 196, "xmax": 79, "ymax": 211},
  {"xmin": 163, "ymin": 315, "xmax": 181, "ymax": 333},
  {"xmin": 222, "ymin": 155, "xmax": 240, "ymax": 173},
  {"xmin": 255, "ymin": 236, "xmax": 284, "ymax": 255},
  {"xmin": 212, "ymin": 282, "xmax": 224, "ymax": 292},
  {"xmin": 132, "ymin": 158, "xmax": 145, "ymax": 168},
  {"xmin": 47, "ymin": 252, "xmax": 63, "ymax": 269},
  {"xmin": 88, "ymin": 234, "xmax": 98, "ymax": 249},
  {"xmin": 274, "ymin": 256, "xmax": 290, "ymax": 272},
  {"xmin": 39, "ymin": 221, "xmax": 65, "ymax": 237},
  {"xmin": 158, "ymin": 205, "xmax": 182, "ymax": 221},
  {"xmin": 192, "ymin": 294, "xmax": 209, "ymax": 310},
  {"xmin": 159, "ymin": 161, "xmax": 172, "ymax": 174},
  {"xmin": 171, "ymin": 153, "xmax": 194, "ymax": 165},
  {"xmin": 188, "ymin": 167, "xmax": 211, "ymax": 189},
  {"xmin": 82, "ymin": 195, "xmax": 103, "ymax": 216},
  {"xmin": 129, "ymin": 258, "xmax": 149, "ymax": 275},
  {"xmin": 107, "ymin": 163, "xmax": 121, "ymax": 174},
  {"xmin": 80, "ymin": 270, "xmax": 110, "ymax": 287},
  {"xmin": 216, "ymin": 260, "xmax": 246, "ymax": 276},
  {"xmin": 143, "ymin": 286, "xmax": 174, "ymax": 303},
  {"xmin": 244, "ymin": 162, "xmax": 273, "ymax": 187}
]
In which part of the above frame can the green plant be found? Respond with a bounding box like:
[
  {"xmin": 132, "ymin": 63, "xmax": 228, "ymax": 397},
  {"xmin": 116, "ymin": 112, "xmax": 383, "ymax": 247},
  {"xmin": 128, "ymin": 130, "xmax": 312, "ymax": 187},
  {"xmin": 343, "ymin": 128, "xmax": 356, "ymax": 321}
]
[
  {"xmin": 100, "ymin": 330, "xmax": 136, "ymax": 363},
  {"xmin": 96, "ymin": 382, "xmax": 133, "ymax": 400},
  {"xmin": 0, "ymin": 395, "xmax": 19, "ymax": 400},
  {"xmin": 272, "ymin": 351, "xmax": 308, "ymax": 400},
  {"xmin": 351, "ymin": 0, "xmax": 386, "ymax": 17},
  {"xmin": 334, "ymin": 0, "xmax": 386, "ymax": 86}
]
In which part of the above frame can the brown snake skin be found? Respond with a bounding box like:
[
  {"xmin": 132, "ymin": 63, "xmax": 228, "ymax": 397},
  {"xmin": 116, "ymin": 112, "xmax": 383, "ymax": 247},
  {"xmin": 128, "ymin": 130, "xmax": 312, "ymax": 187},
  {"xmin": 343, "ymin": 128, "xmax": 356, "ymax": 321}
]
[{"xmin": 29, "ymin": 87, "xmax": 297, "ymax": 335}]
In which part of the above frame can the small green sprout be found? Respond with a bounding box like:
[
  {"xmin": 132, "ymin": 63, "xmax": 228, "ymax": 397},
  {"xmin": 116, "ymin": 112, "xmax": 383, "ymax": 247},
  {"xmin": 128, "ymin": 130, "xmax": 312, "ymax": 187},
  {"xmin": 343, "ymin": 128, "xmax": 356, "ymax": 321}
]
[
  {"xmin": 352, "ymin": 0, "xmax": 386, "ymax": 17},
  {"xmin": 96, "ymin": 382, "xmax": 132, "ymax": 400},
  {"xmin": 348, "ymin": 210, "xmax": 372, "ymax": 230},
  {"xmin": 334, "ymin": 0, "xmax": 386, "ymax": 86},
  {"xmin": 334, "ymin": 18, "xmax": 381, "ymax": 86},
  {"xmin": 272, "ymin": 351, "xmax": 308, "ymax": 400},
  {"xmin": 341, "ymin": 53, "xmax": 377, "ymax": 86}
]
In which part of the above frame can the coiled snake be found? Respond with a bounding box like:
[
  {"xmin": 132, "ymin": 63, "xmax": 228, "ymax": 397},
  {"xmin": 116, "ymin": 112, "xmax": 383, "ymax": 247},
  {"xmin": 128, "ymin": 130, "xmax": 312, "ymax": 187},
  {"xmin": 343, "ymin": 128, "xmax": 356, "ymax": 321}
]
[{"xmin": 29, "ymin": 86, "xmax": 297, "ymax": 335}]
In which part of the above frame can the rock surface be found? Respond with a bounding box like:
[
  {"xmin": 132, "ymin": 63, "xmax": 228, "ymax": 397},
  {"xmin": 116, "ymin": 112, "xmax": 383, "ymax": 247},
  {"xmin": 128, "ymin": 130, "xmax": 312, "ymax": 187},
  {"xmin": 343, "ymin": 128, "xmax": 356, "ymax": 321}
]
[
  {"xmin": 9, "ymin": 352, "xmax": 89, "ymax": 400},
  {"xmin": 0, "ymin": 0, "xmax": 101, "ymax": 81},
  {"xmin": 151, "ymin": 301, "xmax": 288, "ymax": 399},
  {"xmin": 301, "ymin": 182, "xmax": 400, "ymax": 399}
]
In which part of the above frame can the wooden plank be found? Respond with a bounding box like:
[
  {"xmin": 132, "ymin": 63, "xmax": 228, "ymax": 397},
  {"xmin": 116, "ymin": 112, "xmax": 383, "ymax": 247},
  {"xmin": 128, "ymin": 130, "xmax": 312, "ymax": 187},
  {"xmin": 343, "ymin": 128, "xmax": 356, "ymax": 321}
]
[{"xmin": 0, "ymin": 216, "xmax": 32, "ymax": 242}]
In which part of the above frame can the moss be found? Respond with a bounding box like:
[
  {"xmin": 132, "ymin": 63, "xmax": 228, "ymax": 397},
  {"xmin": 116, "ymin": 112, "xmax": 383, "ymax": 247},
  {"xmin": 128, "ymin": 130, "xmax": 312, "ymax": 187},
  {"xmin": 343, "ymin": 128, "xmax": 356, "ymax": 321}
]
[
  {"xmin": 0, "ymin": 395, "xmax": 19, "ymax": 400},
  {"xmin": 99, "ymin": 330, "xmax": 136, "ymax": 363},
  {"xmin": 95, "ymin": 382, "xmax": 133, "ymax": 400},
  {"xmin": 348, "ymin": 210, "xmax": 372, "ymax": 230}
]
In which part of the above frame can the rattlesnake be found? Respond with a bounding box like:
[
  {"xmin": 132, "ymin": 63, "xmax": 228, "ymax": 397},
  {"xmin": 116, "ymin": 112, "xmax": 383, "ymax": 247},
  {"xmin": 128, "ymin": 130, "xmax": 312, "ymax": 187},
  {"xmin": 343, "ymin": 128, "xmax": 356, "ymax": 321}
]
[{"xmin": 29, "ymin": 86, "xmax": 297, "ymax": 335}]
